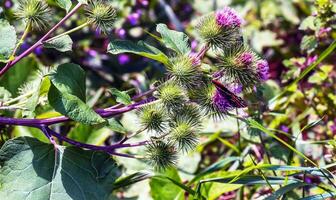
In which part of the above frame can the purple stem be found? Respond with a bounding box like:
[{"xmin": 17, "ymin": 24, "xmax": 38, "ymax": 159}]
[
  {"xmin": 40, "ymin": 126, "xmax": 147, "ymax": 153},
  {"xmin": 0, "ymin": 3, "xmax": 83, "ymax": 77},
  {"xmin": 0, "ymin": 102, "xmax": 137, "ymax": 127}
]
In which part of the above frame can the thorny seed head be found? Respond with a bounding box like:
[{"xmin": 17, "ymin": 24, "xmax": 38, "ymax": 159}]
[
  {"xmin": 16, "ymin": 0, "xmax": 51, "ymax": 30},
  {"xmin": 169, "ymin": 114, "xmax": 201, "ymax": 152},
  {"xmin": 138, "ymin": 104, "xmax": 167, "ymax": 133},
  {"xmin": 196, "ymin": 9, "xmax": 243, "ymax": 49},
  {"xmin": 86, "ymin": 0, "xmax": 117, "ymax": 33},
  {"xmin": 167, "ymin": 56, "xmax": 201, "ymax": 89},
  {"xmin": 216, "ymin": 45, "xmax": 261, "ymax": 91},
  {"xmin": 145, "ymin": 141, "xmax": 177, "ymax": 171},
  {"xmin": 156, "ymin": 82, "xmax": 187, "ymax": 110}
]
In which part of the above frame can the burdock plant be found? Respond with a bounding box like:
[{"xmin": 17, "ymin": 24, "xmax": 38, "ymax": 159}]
[{"xmin": 0, "ymin": 2, "xmax": 269, "ymax": 174}]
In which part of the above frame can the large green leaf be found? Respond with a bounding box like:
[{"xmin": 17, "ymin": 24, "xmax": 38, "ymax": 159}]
[
  {"xmin": 49, "ymin": 63, "xmax": 86, "ymax": 102},
  {"xmin": 48, "ymin": 63, "xmax": 105, "ymax": 124},
  {"xmin": 44, "ymin": 35, "xmax": 73, "ymax": 52},
  {"xmin": 156, "ymin": 24, "xmax": 190, "ymax": 55},
  {"xmin": 0, "ymin": 137, "xmax": 121, "ymax": 200},
  {"xmin": 48, "ymin": 84, "xmax": 106, "ymax": 125},
  {"xmin": 107, "ymin": 40, "xmax": 169, "ymax": 65},
  {"xmin": 0, "ymin": 19, "xmax": 16, "ymax": 61}
]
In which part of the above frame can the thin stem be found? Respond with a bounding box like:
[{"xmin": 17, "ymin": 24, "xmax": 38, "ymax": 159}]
[
  {"xmin": 45, "ymin": 22, "xmax": 90, "ymax": 43},
  {"xmin": 0, "ymin": 3, "xmax": 83, "ymax": 77},
  {"xmin": 0, "ymin": 98, "xmax": 158, "ymax": 127},
  {"xmin": 3, "ymin": 91, "xmax": 34, "ymax": 106},
  {"xmin": 41, "ymin": 126, "xmax": 147, "ymax": 152},
  {"xmin": 10, "ymin": 22, "xmax": 31, "ymax": 60}
]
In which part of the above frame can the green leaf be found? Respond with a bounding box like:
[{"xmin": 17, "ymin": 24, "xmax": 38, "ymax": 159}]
[
  {"xmin": 55, "ymin": 0, "xmax": 72, "ymax": 12},
  {"xmin": 0, "ymin": 57, "xmax": 38, "ymax": 95},
  {"xmin": 109, "ymin": 88, "xmax": 132, "ymax": 105},
  {"xmin": 107, "ymin": 40, "xmax": 169, "ymax": 65},
  {"xmin": 107, "ymin": 118, "xmax": 128, "ymax": 134},
  {"xmin": 49, "ymin": 63, "xmax": 86, "ymax": 102},
  {"xmin": 44, "ymin": 35, "xmax": 73, "ymax": 52},
  {"xmin": 113, "ymin": 171, "xmax": 152, "ymax": 190},
  {"xmin": 0, "ymin": 137, "xmax": 121, "ymax": 200},
  {"xmin": 48, "ymin": 63, "xmax": 105, "ymax": 124},
  {"xmin": 301, "ymin": 35, "xmax": 318, "ymax": 53},
  {"xmin": 190, "ymin": 157, "xmax": 239, "ymax": 183},
  {"xmin": 0, "ymin": 87, "xmax": 12, "ymax": 102},
  {"xmin": 48, "ymin": 84, "xmax": 106, "ymax": 125},
  {"xmin": 78, "ymin": 0, "xmax": 87, "ymax": 4},
  {"xmin": 150, "ymin": 168, "xmax": 188, "ymax": 200},
  {"xmin": 270, "ymin": 40, "xmax": 336, "ymax": 104},
  {"xmin": 265, "ymin": 182, "xmax": 308, "ymax": 200},
  {"xmin": 299, "ymin": 16, "xmax": 316, "ymax": 31},
  {"xmin": 156, "ymin": 24, "xmax": 190, "ymax": 55},
  {"xmin": 0, "ymin": 19, "xmax": 16, "ymax": 61},
  {"xmin": 299, "ymin": 192, "xmax": 336, "ymax": 200}
]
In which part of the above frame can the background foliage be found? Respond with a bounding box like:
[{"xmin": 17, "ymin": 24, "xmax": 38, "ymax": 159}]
[{"xmin": 0, "ymin": 0, "xmax": 336, "ymax": 199}]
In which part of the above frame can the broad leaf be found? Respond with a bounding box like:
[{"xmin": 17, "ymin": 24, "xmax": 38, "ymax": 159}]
[
  {"xmin": 265, "ymin": 182, "xmax": 308, "ymax": 200},
  {"xmin": 48, "ymin": 84, "xmax": 106, "ymax": 125},
  {"xmin": 0, "ymin": 19, "xmax": 16, "ymax": 61},
  {"xmin": 156, "ymin": 24, "xmax": 190, "ymax": 55},
  {"xmin": 49, "ymin": 63, "xmax": 86, "ymax": 102},
  {"xmin": 48, "ymin": 63, "xmax": 105, "ymax": 124},
  {"xmin": 0, "ymin": 137, "xmax": 121, "ymax": 200},
  {"xmin": 44, "ymin": 35, "xmax": 73, "ymax": 52},
  {"xmin": 56, "ymin": 0, "xmax": 72, "ymax": 12},
  {"xmin": 109, "ymin": 88, "xmax": 132, "ymax": 105},
  {"xmin": 107, "ymin": 40, "xmax": 169, "ymax": 65}
]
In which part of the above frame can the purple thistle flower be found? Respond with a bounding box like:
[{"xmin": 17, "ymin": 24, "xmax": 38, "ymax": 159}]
[
  {"xmin": 34, "ymin": 46, "xmax": 43, "ymax": 56},
  {"xmin": 118, "ymin": 54, "xmax": 130, "ymax": 65},
  {"xmin": 5, "ymin": 0, "xmax": 13, "ymax": 8},
  {"xmin": 212, "ymin": 80, "xmax": 246, "ymax": 112},
  {"xmin": 256, "ymin": 60, "xmax": 269, "ymax": 81},
  {"xmin": 212, "ymin": 89, "xmax": 232, "ymax": 112},
  {"xmin": 116, "ymin": 28, "xmax": 126, "ymax": 39},
  {"xmin": 215, "ymin": 7, "xmax": 243, "ymax": 28},
  {"xmin": 128, "ymin": 12, "xmax": 141, "ymax": 25},
  {"xmin": 236, "ymin": 52, "xmax": 253, "ymax": 66}
]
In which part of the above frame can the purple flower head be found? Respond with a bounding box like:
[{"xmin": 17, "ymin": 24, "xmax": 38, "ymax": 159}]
[
  {"xmin": 236, "ymin": 52, "xmax": 253, "ymax": 67},
  {"xmin": 118, "ymin": 54, "xmax": 130, "ymax": 65},
  {"xmin": 137, "ymin": 0, "xmax": 149, "ymax": 7},
  {"xmin": 5, "ymin": 0, "xmax": 13, "ymax": 8},
  {"xmin": 280, "ymin": 125, "xmax": 289, "ymax": 133},
  {"xmin": 188, "ymin": 53, "xmax": 201, "ymax": 66},
  {"xmin": 34, "ymin": 46, "xmax": 43, "ymax": 56},
  {"xmin": 212, "ymin": 89, "xmax": 232, "ymax": 112},
  {"xmin": 128, "ymin": 12, "xmax": 141, "ymax": 25},
  {"xmin": 215, "ymin": 7, "xmax": 243, "ymax": 28},
  {"xmin": 256, "ymin": 59, "xmax": 269, "ymax": 81},
  {"xmin": 116, "ymin": 28, "xmax": 126, "ymax": 39}
]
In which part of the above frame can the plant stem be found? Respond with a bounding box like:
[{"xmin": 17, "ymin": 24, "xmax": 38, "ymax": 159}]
[
  {"xmin": 0, "ymin": 3, "xmax": 83, "ymax": 77},
  {"xmin": 45, "ymin": 22, "xmax": 90, "ymax": 43},
  {"xmin": 0, "ymin": 98, "xmax": 157, "ymax": 127},
  {"xmin": 41, "ymin": 126, "xmax": 147, "ymax": 154}
]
